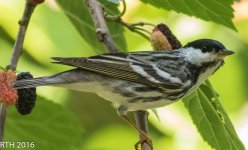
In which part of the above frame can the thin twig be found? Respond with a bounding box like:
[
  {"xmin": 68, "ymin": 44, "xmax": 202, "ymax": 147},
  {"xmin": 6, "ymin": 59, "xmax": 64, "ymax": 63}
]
[
  {"xmin": 85, "ymin": 0, "xmax": 118, "ymax": 53},
  {"xmin": 130, "ymin": 29, "xmax": 150, "ymax": 41},
  {"xmin": 134, "ymin": 27, "xmax": 152, "ymax": 35},
  {"xmin": 113, "ymin": 19, "xmax": 150, "ymax": 40},
  {"xmin": 7, "ymin": 1, "xmax": 40, "ymax": 71},
  {"xmin": 105, "ymin": 16, "xmax": 154, "ymax": 41},
  {"xmin": 131, "ymin": 22, "xmax": 156, "ymax": 27},
  {"xmin": 85, "ymin": 1, "xmax": 152, "ymax": 150},
  {"xmin": 0, "ymin": 0, "xmax": 43, "ymax": 148},
  {"xmin": 0, "ymin": 104, "xmax": 7, "ymax": 146}
]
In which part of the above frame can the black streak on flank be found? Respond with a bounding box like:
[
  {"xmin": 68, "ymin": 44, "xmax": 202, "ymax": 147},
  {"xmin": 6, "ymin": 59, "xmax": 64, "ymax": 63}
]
[
  {"xmin": 121, "ymin": 92, "xmax": 137, "ymax": 98},
  {"xmin": 185, "ymin": 61, "xmax": 221, "ymax": 85},
  {"xmin": 135, "ymin": 86, "xmax": 159, "ymax": 92},
  {"xmin": 112, "ymin": 88, "xmax": 137, "ymax": 98},
  {"xmin": 129, "ymin": 96, "xmax": 165, "ymax": 103}
]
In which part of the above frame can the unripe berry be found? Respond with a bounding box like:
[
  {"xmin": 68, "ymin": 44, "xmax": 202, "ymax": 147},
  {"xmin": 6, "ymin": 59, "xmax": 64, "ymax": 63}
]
[
  {"xmin": 150, "ymin": 23, "xmax": 182, "ymax": 50},
  {"xmin": 0, "ymin": 71, "xmax": 18, "ymax": 105}
]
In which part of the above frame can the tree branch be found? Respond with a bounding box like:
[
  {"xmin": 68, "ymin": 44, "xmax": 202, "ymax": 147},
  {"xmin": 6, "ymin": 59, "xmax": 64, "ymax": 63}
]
[
  {"xmin": 85, "ymin": 0, "xmax": 118, "ymax": 53},
  {"xmin": 7, "ymin": 0, "xmax": 43, "ymax": 71},
  {"xmin": 0, "ymin": 104, "xmax": 7, "ymax": 146},
  {"xmin": 0, "ymin": 0, "xmax": 44, "ymax": 148},
  {"xmin": 85, "ymin": 1, "xmax": 152, "ymax": 150},
  {"xmin": 134, "ymin": 111, "xmax": 151, "ymax": 150}
]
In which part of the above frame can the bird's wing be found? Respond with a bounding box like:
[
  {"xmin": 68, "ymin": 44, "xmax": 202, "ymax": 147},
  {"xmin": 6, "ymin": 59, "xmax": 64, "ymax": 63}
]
[
  {"xmin": 128, "ymin": 51, "xmax": 187, "ymax": 91},
  {"xmin": 51, "ymin": 51, "xmax": 184, "ymax": 90},
  {"xmin": 51, "ymin": 53, "xmax": 147, "ymax": 85}
]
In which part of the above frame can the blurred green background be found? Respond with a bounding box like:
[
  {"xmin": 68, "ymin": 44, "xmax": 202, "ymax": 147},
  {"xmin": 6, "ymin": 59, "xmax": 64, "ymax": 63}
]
[{"xmin": 0, "ymin": 0, "xmax": 248, "ymax": 150}]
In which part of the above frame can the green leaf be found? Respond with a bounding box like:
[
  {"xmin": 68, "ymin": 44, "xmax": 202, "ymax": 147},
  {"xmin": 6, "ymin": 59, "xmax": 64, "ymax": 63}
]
[
  {"xmin": 151, "ymin": 108, "xmax": 160, "ymax": 121},
  {"xmin": 0, "ymin": 65, "xmax": 6, "ymax": 71},
  {"xmin": 4, "ymin": 96, "xmax": 83, "ymax": 150},
  {"xmin": 140, "ymin": 0, "xmax": 236, "ymax": 31},
  {"xmin": 183, "ymin": 83, "xmax": 245, "ymax": 150},
  {"xmin": 107, "ymin": 0, "xmax": 120, "ymax": 4},
  {"xmin": 55, "ymin": 0, "xmax": 127, "ymax": 53}
]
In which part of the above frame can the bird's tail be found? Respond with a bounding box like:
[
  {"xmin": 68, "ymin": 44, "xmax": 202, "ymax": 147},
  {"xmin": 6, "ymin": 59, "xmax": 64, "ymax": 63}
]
[
  {"xmin": 12, "ymin": 77, "xmax": 52, "ymax": 89},
  {"xmin": 12, "ymin": 69, "xmax": 84, "ymax": 89}
]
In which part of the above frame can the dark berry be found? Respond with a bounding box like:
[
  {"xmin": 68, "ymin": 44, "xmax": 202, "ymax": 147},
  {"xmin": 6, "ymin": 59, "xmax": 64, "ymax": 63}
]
[
  {"xmin": 156, "ymin": 23, "xmax": 182, "ymax": 49},
  {"xmin": 15, "ymin": 72, "xmax": 37, "ymax": 115}
]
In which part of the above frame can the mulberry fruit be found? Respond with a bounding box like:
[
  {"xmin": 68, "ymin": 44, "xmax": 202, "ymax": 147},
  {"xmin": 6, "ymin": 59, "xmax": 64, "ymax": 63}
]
[{"xmin": 15, "ymin": 72, "xmax": 37, "ymax": 115}]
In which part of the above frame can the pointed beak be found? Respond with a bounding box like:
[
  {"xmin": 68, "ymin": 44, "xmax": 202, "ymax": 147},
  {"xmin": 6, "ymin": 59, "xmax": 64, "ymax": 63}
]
[{"xmin": 217, "ymin": 50, "xmax": 234, "ymax": 57}]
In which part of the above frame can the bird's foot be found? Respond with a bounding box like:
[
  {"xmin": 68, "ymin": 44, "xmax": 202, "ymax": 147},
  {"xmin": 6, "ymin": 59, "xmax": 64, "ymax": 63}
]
[
  {"xmin": 134, "ymin": 134, "xmax": 153, "ymax": 150},
  {"xmin": 117, "ymin": 107, "xmax": 153, "ymax": 150}
]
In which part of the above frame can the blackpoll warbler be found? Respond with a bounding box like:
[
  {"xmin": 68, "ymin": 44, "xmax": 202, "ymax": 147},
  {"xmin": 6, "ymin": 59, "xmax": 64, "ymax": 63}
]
[{"xmin": 13, "ymin": 39, "xmax": 234, "ymax": 148}]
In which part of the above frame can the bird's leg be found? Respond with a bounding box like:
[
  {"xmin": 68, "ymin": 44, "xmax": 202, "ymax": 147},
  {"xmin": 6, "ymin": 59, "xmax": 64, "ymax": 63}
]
[
  {"xmin": 119, "ymin": 114, "xmax": 153, "ymax": 150},
  {"xmin": 117, "ymin": 106, "xmax": 153, "ymax": 150}
]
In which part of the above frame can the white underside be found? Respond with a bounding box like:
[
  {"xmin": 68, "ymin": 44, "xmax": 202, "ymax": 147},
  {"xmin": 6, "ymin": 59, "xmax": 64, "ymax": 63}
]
[{"xmin": 55, "ymin": 81, "xmax": 174, "ymax": 111}]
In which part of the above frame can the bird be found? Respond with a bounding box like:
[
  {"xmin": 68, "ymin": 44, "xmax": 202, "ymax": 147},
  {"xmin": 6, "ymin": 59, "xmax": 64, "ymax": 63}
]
[{"xmin": 12, "ymin": 39, "xmax": 234, "ymax": 149}]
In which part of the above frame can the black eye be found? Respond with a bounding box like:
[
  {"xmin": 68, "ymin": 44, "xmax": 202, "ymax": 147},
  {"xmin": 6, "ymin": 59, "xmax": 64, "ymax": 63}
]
[{"xmin": 202, "ymin": 47, "xmax": 208, "ymax": 53}]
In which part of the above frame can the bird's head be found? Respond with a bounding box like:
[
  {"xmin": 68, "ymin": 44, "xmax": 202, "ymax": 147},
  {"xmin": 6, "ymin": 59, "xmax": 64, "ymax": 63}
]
[{"xmin": 182, "ymin": 39, "xmax": 234, "ymax": 65}]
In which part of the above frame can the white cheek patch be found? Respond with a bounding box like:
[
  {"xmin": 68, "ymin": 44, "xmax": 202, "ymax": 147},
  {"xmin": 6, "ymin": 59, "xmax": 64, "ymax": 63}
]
[{"xmin": 184, "ymin": 47, "xmax": 215, "ymax": 65}]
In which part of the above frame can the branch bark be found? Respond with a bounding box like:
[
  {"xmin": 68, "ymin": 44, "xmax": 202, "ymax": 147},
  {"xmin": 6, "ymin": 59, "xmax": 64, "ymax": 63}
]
[
  {"xmin": 7, "ymin": 1, "xmax": 40, "ymax": 71},
  {"xmin": 0, "ymin": 104, "xmax": 7, "ymax": 146},
  {"xmin": 85, "ymin": 0, "xmax": 118, "ymax": 53},
  {"xmin": 85, "ymin": 0, "xmax": 151, "ymax": 150},
  {"xmin": 0, "ymin": 0, "xmax": 43, "ymax": 148},
  {"xmin": 134, "ymin": 111, "xmax": 151, "ymax": 150}
]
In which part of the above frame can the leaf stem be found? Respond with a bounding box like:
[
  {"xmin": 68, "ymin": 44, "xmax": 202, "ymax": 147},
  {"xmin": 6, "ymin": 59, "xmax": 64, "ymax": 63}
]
[
  {"xmin": 0, "ymin": 66, "xmax": 6, "ymax": 72},
  {"xmin": 104, "ymin": 12, "xmax": 155, "ymax": 41},
  {"xmin": 113, "ymin": 18, "xmax": 152, "ymax": 40},
  {"xmin": 119, "ymin": 0, "xmax": 127, "ymax": 18},
  {"xmin": 115, "ymin": 0, "xmax": 127, "ymax": 18}
]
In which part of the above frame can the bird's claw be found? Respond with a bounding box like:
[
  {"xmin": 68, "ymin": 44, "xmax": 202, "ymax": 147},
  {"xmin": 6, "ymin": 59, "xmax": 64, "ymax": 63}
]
[{"xmin": 134, "ymin": 135, "xmax": 153, "ymax": 150}]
